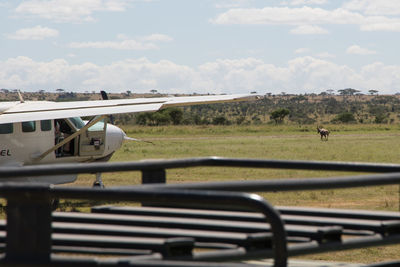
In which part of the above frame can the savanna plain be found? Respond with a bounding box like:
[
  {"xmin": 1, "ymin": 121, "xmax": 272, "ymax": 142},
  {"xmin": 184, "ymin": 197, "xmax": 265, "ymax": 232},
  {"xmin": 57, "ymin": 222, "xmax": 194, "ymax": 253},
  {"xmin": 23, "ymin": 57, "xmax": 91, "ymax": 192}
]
[{"xmin": 71, "ymin": 124, "xmax": 400, "ymax": 264}]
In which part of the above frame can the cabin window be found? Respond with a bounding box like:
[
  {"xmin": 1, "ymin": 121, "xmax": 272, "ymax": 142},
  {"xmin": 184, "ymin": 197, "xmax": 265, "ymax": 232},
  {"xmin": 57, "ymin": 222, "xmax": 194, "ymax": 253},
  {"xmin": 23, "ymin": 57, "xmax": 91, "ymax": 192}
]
[
  {"xmin": 0, "ymin": 123, "xmax": 13, "ymax": 134},
  {"xmin": 22, "ymin": 121, "xmax": 36, "ymax": 133},
  {"xmin": 40, "ymin": 120, "xmax": 52, "ymax": 131}
]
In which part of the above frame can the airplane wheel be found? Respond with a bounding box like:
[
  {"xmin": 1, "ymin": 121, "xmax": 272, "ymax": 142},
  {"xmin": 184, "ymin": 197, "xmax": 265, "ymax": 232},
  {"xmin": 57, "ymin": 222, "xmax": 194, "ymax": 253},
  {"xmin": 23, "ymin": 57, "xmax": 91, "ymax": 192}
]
[{"xmin": 93, "ymin": 181, "xmax": 105, "ymax": 188}]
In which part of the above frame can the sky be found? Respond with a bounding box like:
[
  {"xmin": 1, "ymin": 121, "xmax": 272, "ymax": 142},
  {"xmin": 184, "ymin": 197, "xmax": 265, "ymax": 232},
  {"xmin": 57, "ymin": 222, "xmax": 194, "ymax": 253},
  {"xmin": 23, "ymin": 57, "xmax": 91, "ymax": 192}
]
[{"xmin": 1, "ymin": 0, "xmax": 400, "ymax": 95}]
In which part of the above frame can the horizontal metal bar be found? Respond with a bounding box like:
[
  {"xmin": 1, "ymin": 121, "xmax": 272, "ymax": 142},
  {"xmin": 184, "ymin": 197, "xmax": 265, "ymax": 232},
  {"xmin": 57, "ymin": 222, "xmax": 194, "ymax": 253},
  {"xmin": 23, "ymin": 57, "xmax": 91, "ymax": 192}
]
[
  {"xmin": 52, "ymin": 221, "xmax": 272, "ymax": 249},
  {"xmin": 281, "ymin": 215, "xmax": 400, "ymax": 235},
  {"xmin": 136, "ymin": 172, "xmax": 400, "ymax": 192},
  {"xmin": 1, "ymin": 157, "xmax": 400, "ymax": 178},
  {"xmin": 91, "ymin": 205, "xmax": 266, "ymax": 222},
  {"xmin": 288, "ymin": 234, "xmax": 400, "ymax": 257},
  {"xmin": 52, "ymin": 245, "xmax": 153, "ymax": 256},
  {"xmin": 277, "ymin": 206, "xmax": 400, "ymax": 221},
  {"xmin": 52, "ymin": 233, "xmax": 194, "ymax": 258}
]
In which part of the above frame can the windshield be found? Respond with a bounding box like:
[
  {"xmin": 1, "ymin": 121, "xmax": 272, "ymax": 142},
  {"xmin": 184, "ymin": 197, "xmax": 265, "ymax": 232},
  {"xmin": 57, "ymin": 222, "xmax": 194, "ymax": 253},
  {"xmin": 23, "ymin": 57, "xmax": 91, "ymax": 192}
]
[
  {"xmin": 88, "ymin": 121, "xmax": 105, "ymax": 132},
  {"xmin": 81, "ymin": 118, "xmax": 106, "ymax": 132}
]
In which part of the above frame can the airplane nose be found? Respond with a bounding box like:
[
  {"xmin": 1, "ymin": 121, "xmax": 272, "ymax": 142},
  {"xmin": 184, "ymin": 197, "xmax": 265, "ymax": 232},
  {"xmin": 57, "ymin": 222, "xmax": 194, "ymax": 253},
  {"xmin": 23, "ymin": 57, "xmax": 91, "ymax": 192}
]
[{"xmin": 105, "ymin": 124, "xmax": 125, "ymax": 155}]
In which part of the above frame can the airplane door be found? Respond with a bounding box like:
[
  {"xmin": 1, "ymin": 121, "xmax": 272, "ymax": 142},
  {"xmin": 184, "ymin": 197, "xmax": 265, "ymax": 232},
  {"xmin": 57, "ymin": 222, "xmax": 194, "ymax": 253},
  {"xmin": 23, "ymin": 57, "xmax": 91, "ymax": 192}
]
[{"xmin": 78, "ymin": 120, "xmax": 107, "ymax": 157}]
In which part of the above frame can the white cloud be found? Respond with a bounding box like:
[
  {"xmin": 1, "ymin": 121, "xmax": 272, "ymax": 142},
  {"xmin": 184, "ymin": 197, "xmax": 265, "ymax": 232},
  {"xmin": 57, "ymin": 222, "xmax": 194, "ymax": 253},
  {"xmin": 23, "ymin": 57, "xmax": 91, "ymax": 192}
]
[
  {"xmin": 343, "ymin": 0, "xmax": 400, "ymax": 16},
  {"xmin": 140, "ymin": 34, "xmax": 173, "ymax": 42},
  {"xmin": 315, "ymin": 52, "xmax": 336, "ymax": 58},
  {"xmin": 294, "ymin": 48, "xmax": 310, "ymax": 54},
  {"xmin": 69, "ymin": 40, "xmax": 157, "ymax": 50},
  {"xmin": 289, "ymin": 0, "xmax": 328, "ymax": 6},
  {"xmin": 359, "ymin": 16, "xmax": 400, "ymax": 32},
  {"xmin": 69, "ymin": 34, "xmax": 173, "ymax": 50},
  {"xmin": 211, "ymin": 6, "xmax": 400, "ymax": 32},
  {"xmin": 346, "ymin": 45, "xmax": 377, "ymax": 55},
  {"xmin": 290, "ymin": 25, "xmax": 328, "ymax": 34},
  {"xmin": 215, "ymin": 0, "xmax": 251, "ymax": 9},
  {"xmin": 6, "ymin": 25, "xmax": 59, "ymax": 40},
  {"xmin": 15, "ymin": 0, "xmax": 128, "ymax": 23},
  {"xmin": 212, "ymin": 7, "xmax": 361, "ymax": 25},
  {"xmin": 116, "ymin": 33, "xmax": 130, "ymax": 40},
  {"xmin": 2, "ymin": 56, "xmax": 400, "ymax": 94}
]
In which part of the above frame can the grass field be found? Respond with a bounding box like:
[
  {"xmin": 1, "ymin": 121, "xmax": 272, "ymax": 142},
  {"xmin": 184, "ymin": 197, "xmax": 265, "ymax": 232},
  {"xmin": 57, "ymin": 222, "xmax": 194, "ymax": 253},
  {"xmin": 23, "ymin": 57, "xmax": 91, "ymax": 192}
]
[{"xmin": 72, "ymin": 124, "xmax": 400, "ymax": 263}]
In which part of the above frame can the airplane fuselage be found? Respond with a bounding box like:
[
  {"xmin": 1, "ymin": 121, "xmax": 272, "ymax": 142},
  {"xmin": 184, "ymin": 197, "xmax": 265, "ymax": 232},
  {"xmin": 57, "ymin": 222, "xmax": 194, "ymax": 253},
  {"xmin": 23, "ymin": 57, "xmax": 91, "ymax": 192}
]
[{"xmin": 0, "ymin": 117, "xmax": 125, "ymax": 183}]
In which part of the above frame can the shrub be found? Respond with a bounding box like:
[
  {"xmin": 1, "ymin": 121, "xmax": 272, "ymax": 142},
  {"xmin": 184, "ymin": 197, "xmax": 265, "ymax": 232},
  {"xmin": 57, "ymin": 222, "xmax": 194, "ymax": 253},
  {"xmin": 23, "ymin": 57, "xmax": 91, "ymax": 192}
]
[{"xmin": 331, "ymin": 112, "xmax": 356, "ymax": 123}]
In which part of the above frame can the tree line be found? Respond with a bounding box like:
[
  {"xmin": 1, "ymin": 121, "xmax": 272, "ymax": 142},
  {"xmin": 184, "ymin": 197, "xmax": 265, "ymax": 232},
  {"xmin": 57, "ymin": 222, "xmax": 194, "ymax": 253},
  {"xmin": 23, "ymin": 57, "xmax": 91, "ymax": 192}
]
[
  {"xmin": 2, "ymin": 90, "xmax": 399, "ymax": 126},
  {"xmin": 114, "ymin": 94, "xmax": 400, "ymax": 126}
]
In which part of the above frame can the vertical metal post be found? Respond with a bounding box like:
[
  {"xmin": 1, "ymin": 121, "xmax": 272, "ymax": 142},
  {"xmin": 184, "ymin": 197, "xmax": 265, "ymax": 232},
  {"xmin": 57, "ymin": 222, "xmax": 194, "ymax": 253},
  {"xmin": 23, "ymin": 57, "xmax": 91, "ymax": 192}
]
[
  {"xmin": 5, "ymin": 190, "xmax": 52, "ymax": 264},
  {"xmin": 142, "ymin": 169, "xmax": 166, "ymax": 184},
  {"xmin": 141, "ymin": 169, "xmax": 166, "ymax": 207}
]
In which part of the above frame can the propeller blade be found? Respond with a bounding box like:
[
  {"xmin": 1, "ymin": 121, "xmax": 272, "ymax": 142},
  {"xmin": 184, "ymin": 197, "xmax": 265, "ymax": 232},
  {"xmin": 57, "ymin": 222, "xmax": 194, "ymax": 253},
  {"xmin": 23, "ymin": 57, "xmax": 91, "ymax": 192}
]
[
  {"xmin": 100, "ymin": 90, "xmax": 109, "ymax": 100},
  {"xmin": 124, "ymin": 135, "xmax": 154, "ymax": 145},
  {"xmin": 100, "ymin": 90, "xmax": 115, "ymax": 124}
]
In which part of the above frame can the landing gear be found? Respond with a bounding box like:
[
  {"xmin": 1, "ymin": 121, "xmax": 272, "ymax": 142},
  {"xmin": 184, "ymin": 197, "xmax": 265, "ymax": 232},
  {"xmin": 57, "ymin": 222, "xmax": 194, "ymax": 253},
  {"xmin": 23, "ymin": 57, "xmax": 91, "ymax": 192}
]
[{"xmin": 93, "ymin": 173, "xmax": 105, "ymax": 188}]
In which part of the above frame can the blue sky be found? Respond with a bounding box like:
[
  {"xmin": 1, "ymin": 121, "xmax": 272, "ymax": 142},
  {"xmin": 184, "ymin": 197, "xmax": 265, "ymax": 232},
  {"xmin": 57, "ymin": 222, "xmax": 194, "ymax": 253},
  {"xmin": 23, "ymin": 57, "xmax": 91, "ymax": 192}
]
[{"xmin": 1, "ymin": 0, "xmax": 400, "ymax": 95}]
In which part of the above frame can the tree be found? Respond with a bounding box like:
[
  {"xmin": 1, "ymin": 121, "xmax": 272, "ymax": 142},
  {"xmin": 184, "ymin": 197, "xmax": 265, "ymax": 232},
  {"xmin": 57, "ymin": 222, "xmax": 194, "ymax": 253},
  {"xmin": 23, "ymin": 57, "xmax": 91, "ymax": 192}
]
[
  {"xmin": 136, "ymin": 113, "xmax": 151, "ymax": 125},
  {"xmin": 338, "ymin": 88, "xmax": 360, "ymax": 96},
  {"xmin": 374, "ymin": 113, "xmax": 388, "ymax": 124},
  {"xmin": 152, "ymin": 112, "xmax": 171, "ymax": 125},
  {"xmin": 212, "ymin": 116, "xmax": 230, "ymax": 125},
  {"xmin": 166, "ymin": 107, "xmax": 183, "ymax": 125},
  {"xmin": 326, "ymin": 89, "xmax": 335, "ymax": 95},
  {"xmin": 270, "ymin": 108, "xmax": 290, "ymax": 124},
  {"xmin": 369, "ymin": 90, "xmax": 379, "ymax": 95}
]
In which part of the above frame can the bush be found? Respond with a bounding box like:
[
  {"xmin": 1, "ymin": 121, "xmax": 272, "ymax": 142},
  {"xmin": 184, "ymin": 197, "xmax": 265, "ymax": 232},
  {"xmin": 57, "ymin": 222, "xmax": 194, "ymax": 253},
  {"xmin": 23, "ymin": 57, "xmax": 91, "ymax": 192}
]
[
  {"xmin": 212, "ymin": 116, "xmax": 231, "ymax": 125},
  {"xmin": 331, "ymin": 112, "xmax": 356, "ymax": 123},
  {"xmin": 374, "ymin": 113, "xmax": 388, "ymax": 124}
]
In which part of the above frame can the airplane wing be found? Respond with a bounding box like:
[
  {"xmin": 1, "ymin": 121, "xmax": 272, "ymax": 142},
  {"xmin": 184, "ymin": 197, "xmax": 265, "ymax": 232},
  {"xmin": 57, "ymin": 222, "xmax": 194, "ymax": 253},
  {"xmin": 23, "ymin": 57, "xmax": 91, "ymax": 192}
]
[{"xmin": 0, "ymin": 94, "xmax": 258, "ymax": 124}]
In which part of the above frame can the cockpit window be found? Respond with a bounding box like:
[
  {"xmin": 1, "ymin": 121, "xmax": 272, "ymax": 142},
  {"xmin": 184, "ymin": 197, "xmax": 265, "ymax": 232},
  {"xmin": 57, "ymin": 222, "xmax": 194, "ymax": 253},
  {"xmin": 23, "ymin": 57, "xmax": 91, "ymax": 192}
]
[
  {"xmin": 0, "ymin": 123, "xmax": 13, "ymax": 134},
  {"xmin": 41, "ymin": 120, "xmax": 52, "ymax": 131},
  {"xmin": 68, "ymin": 117, "xmax": 85, "ymax": 129},
  {"xmin": 88, "ymin": 121, "xmax": 105, "ymax": 132},
  {"xmin": 22, "ymin": 121, "xmax": 36, "ymax": 133}
]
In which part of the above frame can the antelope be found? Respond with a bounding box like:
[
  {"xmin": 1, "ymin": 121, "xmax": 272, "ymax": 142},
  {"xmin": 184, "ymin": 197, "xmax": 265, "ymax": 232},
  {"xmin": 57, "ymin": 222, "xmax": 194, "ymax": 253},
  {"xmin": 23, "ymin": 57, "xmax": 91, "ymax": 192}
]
[{"xmin": 317, "ymin": 126, "xmax": 329, "ymax": 141}]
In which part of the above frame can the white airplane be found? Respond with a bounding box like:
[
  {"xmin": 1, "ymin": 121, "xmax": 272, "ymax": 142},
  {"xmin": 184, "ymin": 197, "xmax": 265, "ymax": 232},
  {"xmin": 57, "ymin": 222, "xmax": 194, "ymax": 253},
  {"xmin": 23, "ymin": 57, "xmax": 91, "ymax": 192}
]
[{"xmin": 0, "ymin": 92, "xmax": 257, "ymax": 186}]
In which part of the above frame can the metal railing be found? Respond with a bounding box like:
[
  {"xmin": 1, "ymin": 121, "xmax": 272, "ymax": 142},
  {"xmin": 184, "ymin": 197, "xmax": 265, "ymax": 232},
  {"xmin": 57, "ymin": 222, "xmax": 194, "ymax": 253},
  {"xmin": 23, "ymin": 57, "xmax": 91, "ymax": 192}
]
[{"xmin": 1, "ymin": 157, "xmax": 400, "ymax": 266}]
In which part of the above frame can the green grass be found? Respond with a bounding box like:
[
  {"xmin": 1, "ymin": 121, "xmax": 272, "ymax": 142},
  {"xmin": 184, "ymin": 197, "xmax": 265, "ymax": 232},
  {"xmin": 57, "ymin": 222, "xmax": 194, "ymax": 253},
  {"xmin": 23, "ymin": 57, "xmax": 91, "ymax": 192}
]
[
  {"xmin": 71, "ymin": 124, "xmax": 400, "ymax": 263},
  {"xmin": 123, "ymin": 124, "xmax": 400, "ymax": 137}
]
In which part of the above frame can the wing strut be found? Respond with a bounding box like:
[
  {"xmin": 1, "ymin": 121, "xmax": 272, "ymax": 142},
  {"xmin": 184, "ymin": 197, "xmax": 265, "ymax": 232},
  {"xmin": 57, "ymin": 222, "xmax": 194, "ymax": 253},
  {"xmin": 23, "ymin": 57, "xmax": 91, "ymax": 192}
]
[{"xmin": 34, "ymin": 115, "xmax": 107, "ymax": 162}]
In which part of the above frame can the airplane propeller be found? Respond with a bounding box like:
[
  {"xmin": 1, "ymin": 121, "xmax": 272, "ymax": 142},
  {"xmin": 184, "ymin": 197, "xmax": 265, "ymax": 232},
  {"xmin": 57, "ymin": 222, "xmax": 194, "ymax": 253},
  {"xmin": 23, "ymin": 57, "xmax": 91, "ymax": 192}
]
[
  {"xmin": 100, "ymin": 91, "xmax": 154, "ymax": 145},
  {"xmin": 123, "ymin": 133, "xmax": 154, "ymax": 144},
  {"xmin": 100, "ymin": 90, "xmax": 115, "ymax": 124}
]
